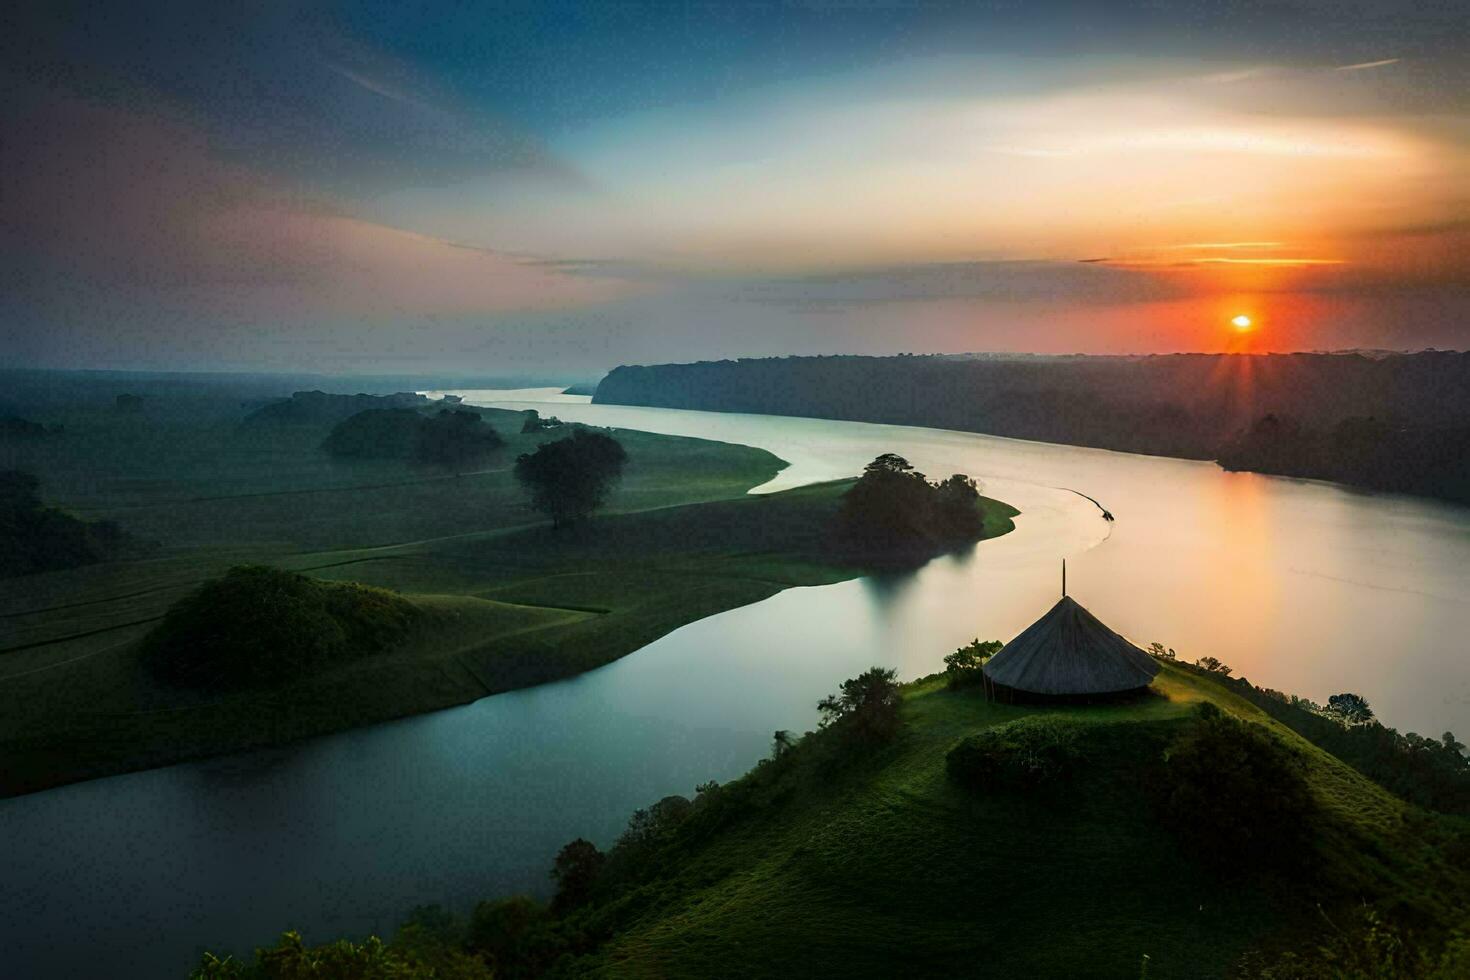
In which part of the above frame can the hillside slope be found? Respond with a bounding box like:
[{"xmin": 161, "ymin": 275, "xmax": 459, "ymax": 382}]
[{"xmin": 565, "ymin": 665, "xmax": 1470, "ymax": 979}]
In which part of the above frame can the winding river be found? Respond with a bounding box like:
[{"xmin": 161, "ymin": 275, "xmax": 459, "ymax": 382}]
[{"xmin": 4, "ymin": 392, "xmax": 1469, "ymax": 977}]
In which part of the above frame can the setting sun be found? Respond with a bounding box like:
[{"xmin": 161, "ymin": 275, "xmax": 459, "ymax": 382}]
[{"xmin": 1231, "ymin": 314, "xmax": 1253, "ymax": 330}]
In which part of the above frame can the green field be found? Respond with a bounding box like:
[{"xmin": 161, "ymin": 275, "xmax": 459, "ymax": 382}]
[
  {"xmin": 0, "ymin": 385, "xmax": 1018, "ymax": 795},
  {"xmin": 555, "ymin": 664, "xmax": 1470, "ymax": 978}
]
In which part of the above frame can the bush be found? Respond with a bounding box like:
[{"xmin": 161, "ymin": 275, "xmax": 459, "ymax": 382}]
[
  {"xmin": 818, "ymin": 667, "xmax": 903, "ymax": 743},
  {"xmin": 1159, "ymin": 704, "xmax": 1316, "ymax": 869},
  {"xmin": 141, "ymin": 565, "xmax": 419, "ymax": 689},
  {"xmin": 946, "ymin": 718, "xmax": 1081, "ymax": 792}
]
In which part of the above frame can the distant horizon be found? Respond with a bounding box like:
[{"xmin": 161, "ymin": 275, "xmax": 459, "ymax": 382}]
[{"xmin": 5, "ymin": 344, "xmax": 1469, "ymax": 387}]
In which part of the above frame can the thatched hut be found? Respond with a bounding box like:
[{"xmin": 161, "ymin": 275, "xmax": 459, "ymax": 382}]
[{"xmin": 981, "ymin": 594, "xmax": 1159, "ymax": 702}]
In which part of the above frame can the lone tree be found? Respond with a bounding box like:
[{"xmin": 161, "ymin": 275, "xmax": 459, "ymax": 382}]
[{"xmin": 514, "ymin": 429, "xmax": 627, "ymax": 528}]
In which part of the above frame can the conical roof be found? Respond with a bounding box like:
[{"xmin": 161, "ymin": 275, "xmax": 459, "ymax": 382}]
[{"xmin": 981, "ymin": 595, "xmax": 1159, "ymax": 696}]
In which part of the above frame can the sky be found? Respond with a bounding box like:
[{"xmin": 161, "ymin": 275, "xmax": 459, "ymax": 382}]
[{"xmin": 2, "ymin": 1, "xmax": 1467, "ymax": 375}]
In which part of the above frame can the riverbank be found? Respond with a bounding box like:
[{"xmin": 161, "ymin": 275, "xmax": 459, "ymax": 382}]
[{"xmin": 0, "ymin": 385, "xmax": 1017, "ymax": 796}]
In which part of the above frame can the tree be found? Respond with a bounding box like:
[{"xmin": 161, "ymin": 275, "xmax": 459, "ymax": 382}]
[
  {"xmin": 838, "ymin": 455, "xmax": 986, "ymax": 561},
  {"xmin": 932, "ymin": 473, "xmax": 983, "ymax": 537},
  {"xmin": 550, "ymin": 838, "xmax": 605, "ymax": 914},
  {"xmin": 416, "ymin": 409, "xmax": 502, "ymax": 468},
  {"xmin": 321, "ymin": 408, "xmax": 502, "ymax": 467},
  {"xmin": 818, "ymin": 666, "xmax": 903, "ymax": 743},
  {"xmin": 1195, "ymin": 656, "xmax": 1232, "ymax": 676},
  {"xmin": 771, "ymin": 729, "xmax": 796, "ymax": 758},
  {"xmin": 1326, "ymin": 692, "xmax": 1375, "ymax": 725},
  {"xmin": 514, "ymin": 429, "xmax": 627, "ymax": 527},
  {"xmin": 944, "ymin": 639, "xmax": 1001, "ymax": 689},
  {"xmin": 320, "ymin": 408, "xmax": 425, "ymax": 459}
]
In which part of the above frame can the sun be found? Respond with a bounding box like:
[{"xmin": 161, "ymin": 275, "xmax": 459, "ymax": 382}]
[{"xmin": 1231, "ymin": 314, "xmax": 1253, "ymax": 331}]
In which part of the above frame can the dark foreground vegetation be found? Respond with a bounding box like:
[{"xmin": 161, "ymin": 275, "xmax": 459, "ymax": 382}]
[
  {"xmin": 594, "ymin": 351, "xmax": 1470, "ymax": 502},
  {"xmin": 194, "ymin": 661, "xmax": 1470, "ymax": 979},
  {"xmin": 0, "ymin": 373, "xmax": 1014, "ymax": 796}
]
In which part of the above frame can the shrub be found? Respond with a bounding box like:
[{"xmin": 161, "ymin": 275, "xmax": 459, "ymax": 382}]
[
  {"xmin": 946, "ymin": 718, "xmax": 1081, "ymax": 792},
  {"xmin": 817, "ymin": 666, "xmax": 903, "ymax": 743},
  {"xmin": 140, "ymin": 565, "xmax": 419, "ymax": 689},
  {"xmin": 1159, "ymin": 704, "xmax": 1316, "ymax": 869}
]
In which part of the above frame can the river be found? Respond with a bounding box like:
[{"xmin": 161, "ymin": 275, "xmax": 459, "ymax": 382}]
[{"xmin": 3, "ymin": 392, "xmax": 1468, "ymax": 977}]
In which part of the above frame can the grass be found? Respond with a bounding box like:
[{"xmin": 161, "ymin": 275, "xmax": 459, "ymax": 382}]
[
  {"xmin": 0, "ymin": 386, "xmax": 1017, "ymax": 795},
  {"xmin": 562, "ymin": 664, "xmax": 1470, "ymax": 979}
]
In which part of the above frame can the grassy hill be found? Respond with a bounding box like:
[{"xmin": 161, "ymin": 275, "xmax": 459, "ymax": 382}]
[
  {"xmin": 196, "ymin": 662, "xmax": 1470, "ymax": 978},
  {"xmin": 554, "ymin": 667, "xmax": 1470, "ymax": 978}
]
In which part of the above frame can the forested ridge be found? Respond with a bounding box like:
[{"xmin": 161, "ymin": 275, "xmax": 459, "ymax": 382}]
[{"xmin": 594, "ymin": 351, "xmax": 1470, "ymax": 501}]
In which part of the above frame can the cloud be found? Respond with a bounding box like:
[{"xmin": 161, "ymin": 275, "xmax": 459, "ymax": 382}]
[
  {"xmin": 1335, "ymin": 58, "xmax": 1401, "ymax": 71},
  {"xmin": 0, "ymin": 85, "xmax": 634, "ymax": 323}
]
